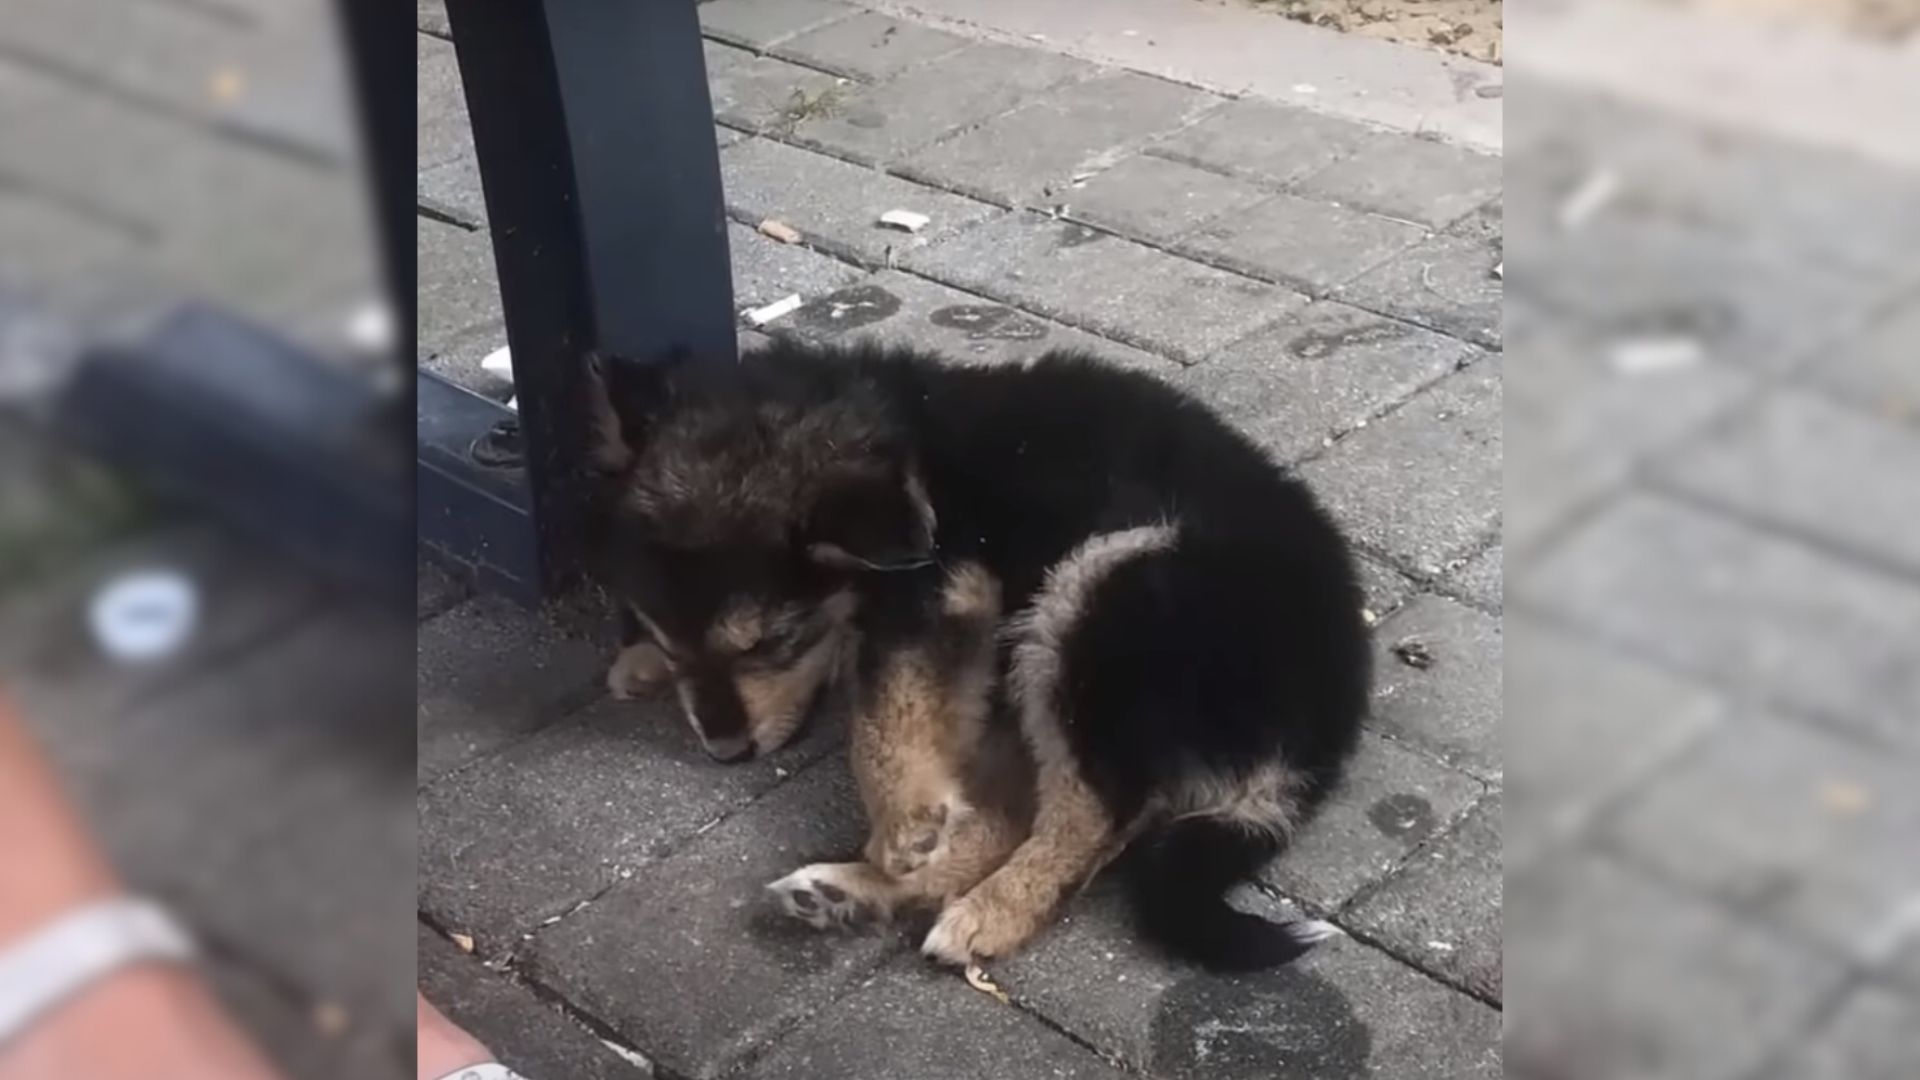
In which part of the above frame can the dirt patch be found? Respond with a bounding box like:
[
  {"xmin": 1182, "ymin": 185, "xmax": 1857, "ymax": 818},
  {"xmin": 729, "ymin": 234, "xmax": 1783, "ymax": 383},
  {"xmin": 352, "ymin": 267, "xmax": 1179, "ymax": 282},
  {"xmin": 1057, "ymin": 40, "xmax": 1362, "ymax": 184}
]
[
  {"xmin": 1203, "ymin": 0, "xmax": 1503, "ymax": 64},
  {"xmin": 1655, "ymin": 0, "xmax": 1920, "ymax": 41}
]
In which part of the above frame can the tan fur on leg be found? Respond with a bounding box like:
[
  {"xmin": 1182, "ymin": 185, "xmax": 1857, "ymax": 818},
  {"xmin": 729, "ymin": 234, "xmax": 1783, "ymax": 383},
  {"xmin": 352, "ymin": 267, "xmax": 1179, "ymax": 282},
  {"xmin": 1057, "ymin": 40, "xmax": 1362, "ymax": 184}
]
[
  {"xmin": 921, "ymin": 758, "xmax": 1112, "ymax": 964},
  {"xmin": 606, "ymin": 640, "xmax": 668, "ymax": 699}
]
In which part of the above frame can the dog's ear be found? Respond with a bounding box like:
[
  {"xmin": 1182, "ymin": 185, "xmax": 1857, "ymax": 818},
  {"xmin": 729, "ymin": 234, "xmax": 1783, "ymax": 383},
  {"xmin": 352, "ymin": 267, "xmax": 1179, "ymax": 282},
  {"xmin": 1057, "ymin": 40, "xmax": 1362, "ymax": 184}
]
[
  {"xmin": 804, "ymin": 465, "xmax": 937, "ymax": 571},
  {"xmin": 583, "ymin": 351, "xmax": 675, "ymax": 472}
]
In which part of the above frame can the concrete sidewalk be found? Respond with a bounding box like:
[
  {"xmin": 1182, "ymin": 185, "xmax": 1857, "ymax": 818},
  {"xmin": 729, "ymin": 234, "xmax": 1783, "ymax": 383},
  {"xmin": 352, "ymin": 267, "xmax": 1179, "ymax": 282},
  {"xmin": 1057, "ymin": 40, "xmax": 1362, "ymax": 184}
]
[{"xmin": 418, "ymin": 1, "xmax": 1501, "ymax": 1078}]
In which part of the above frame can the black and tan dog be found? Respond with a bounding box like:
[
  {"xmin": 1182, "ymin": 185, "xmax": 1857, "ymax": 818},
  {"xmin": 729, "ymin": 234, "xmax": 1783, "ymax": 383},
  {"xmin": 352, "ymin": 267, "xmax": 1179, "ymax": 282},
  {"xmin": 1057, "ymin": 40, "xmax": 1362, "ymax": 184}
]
[{"xmin": 587, "ymin": 339, "xmax": 1370, "ymax": 971}]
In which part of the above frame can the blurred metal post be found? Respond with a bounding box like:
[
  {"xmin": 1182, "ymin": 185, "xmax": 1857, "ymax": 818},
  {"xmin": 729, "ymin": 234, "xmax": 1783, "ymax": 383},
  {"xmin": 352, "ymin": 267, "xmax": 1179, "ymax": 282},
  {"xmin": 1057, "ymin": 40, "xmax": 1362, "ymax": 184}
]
[{"xmin": 420, "ymin": 0, "xmax": 737, "ymax": 602}]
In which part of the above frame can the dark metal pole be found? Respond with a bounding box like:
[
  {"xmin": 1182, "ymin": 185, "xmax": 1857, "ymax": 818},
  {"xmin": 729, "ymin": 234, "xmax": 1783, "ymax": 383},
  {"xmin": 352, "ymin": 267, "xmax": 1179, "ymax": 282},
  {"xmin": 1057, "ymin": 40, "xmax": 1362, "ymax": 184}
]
[{"xmin": 439, "ymin": 0, "xmax": 737, "ymax": 597}]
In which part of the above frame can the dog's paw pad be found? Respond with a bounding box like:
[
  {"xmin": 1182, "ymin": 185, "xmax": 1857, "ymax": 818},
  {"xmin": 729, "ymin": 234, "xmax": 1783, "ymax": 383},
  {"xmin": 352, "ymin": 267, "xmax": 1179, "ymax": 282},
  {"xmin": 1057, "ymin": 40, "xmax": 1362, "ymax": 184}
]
[{"xmin": 768, "ymin": 865, "xmax": 871, "ymax": 930}]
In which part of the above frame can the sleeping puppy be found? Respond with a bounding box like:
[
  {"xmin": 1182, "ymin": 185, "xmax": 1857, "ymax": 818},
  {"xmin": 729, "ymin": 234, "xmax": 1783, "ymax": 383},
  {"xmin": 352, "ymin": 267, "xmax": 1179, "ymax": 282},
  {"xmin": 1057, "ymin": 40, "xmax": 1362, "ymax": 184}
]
[{"xmin": 585, "ymin": 339, "xmax": 1370, "ymax": 970}]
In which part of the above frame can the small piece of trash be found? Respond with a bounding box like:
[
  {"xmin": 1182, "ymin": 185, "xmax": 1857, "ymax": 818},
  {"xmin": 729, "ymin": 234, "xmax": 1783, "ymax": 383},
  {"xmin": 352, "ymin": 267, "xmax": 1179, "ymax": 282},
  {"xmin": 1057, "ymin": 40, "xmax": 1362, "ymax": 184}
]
[
  {"xmin": 1818, "ymin": 779, "xmax": 1872, "ymax": 816},
  {"xmin": 312, "ymin": 1001, "xmax": 349, "ymax": 1038},
  {"xmin": 758, "ymin": 219, "xmax": 803, "ymax": 244},
  {"xmin": 774, "ymin": 765, "xmax": 791, "ymax": 778},
  {"xmin": 964, "ymin": 964, "xmax": 1011, "ymax": 1004},
  {"xmin": 1293, "ymin": 84, "xmax": 1319, "ymax": 95},
  {"xmin": 1427, "ymin": 940, "xmax": 1457, "ymax": 952},
  {"xmin": 745, "ymin": 294, "xmax": 803, "ymax": 326},
  {"xmin": 601, "ymin": 1040, "xmax": 653, "ymax": 1070},
  {"xmin": 1027, "ymin": 33, "xmax": 1048, "ymax": 42},
  {"xmin": 1557, "ymin": 168, "xmax": 1620, "ymax": 231},
  {"xmin": 90, "ymin": 570, "xmax": 199, "ymax": 664},
  {"xmin": 1391, "ymin": 638, "xmax": 1435, "ymax": 670},
  {"xmin": 1492, "ymin": 261, "xmax": 1503, "ymax": 280},
  {"xmin": 480, "ymin": 344, "xmax": 513, "ymax": 376},
  {"xmin": 878, "ymin": 209, "xmax": 930, "ymax": 233},
  {"xmin": 344, "ymin": 300, "xmax": 394, "ymax": 353},
  {"xmin": 1610, "ymin": 337, "xmax": 1703, "ymax": 376},
  {"xmin": 1360, "ymin": 607, "xmax": 1379, "ymax": 627},
  {"xmin": 209, "ymin": 67, "xmax": 246, "ymax": 104},
  {"xmin": 450, "ymin": 932, "xmax": 475, "ymax": 953}
]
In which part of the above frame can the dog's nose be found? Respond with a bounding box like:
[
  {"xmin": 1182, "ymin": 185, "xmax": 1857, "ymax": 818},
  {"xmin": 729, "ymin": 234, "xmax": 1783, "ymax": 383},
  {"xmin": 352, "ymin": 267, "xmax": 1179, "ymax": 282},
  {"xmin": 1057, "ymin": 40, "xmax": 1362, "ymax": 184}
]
[{"xmin": 702, "ymin": 735, "xmax": 753, "ymax": 763}]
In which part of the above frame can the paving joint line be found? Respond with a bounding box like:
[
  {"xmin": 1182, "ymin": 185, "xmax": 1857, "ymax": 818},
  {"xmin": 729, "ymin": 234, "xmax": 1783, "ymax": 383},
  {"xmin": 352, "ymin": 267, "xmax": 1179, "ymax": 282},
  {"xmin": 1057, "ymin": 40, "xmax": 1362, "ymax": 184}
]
[
  {"xmin": 1505, "ymin": 593, "xmax": 1920, "ymax": 764},
  {"xmin": 0, "ymin": 44, "xmax": 348, "ymax": 173}
]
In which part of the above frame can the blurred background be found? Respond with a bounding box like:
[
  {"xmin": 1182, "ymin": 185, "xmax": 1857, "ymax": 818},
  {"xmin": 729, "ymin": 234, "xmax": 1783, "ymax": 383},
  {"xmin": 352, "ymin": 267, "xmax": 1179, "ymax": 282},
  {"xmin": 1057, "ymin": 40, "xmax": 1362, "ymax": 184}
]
[
  {"xmin": 0, "ymin": 1, "xmax": 412, "ymax": 1077},
  {"xmin": 1505, "ymin": 1, "xmax": 1918, "ymax": 1078}
]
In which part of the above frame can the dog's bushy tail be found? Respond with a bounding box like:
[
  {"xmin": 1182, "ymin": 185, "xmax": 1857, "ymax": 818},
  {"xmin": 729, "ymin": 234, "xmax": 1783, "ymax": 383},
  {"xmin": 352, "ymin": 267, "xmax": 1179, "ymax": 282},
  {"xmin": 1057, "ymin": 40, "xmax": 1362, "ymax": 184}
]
[{"xmin": 1119, "ymin": 817, "xmax": 1339, "ymax": 973}]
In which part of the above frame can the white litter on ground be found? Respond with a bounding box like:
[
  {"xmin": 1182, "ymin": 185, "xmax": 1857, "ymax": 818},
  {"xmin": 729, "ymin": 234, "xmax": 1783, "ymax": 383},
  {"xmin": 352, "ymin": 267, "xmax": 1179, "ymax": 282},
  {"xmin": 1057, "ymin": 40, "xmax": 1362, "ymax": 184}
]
[
  {"xmin": 343, "ymin": 300, "xmax": 394, "ymax": 353},
  {"xmin": 745, "ymin": 294, "xmax": 803, "ymax": 326},
  {"xmin": 480, "ymin": 344, "xmax": 513, "ymax": 376},
  {"xmin": 1610, "ymin": 336, "xmax": 1704, "ymax": 375},
  {"xmin": 878, "ymin": 209, "xmax": 930, "ymax": 233},
  {"xmin": 1558, "ymin": 168, "xmax": 1620, "ymax": 231},
  {"xmin": 90, "ymin": 569, "xmax": 199, "ymax": 663}
]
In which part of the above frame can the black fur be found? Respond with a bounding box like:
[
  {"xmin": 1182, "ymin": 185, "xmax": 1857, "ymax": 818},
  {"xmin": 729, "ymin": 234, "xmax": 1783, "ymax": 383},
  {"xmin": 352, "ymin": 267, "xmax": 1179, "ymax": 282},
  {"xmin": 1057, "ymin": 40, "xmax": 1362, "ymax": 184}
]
[{"xmin": 594, "ymin": 339, "xmax": 1371, "ymax": 970}]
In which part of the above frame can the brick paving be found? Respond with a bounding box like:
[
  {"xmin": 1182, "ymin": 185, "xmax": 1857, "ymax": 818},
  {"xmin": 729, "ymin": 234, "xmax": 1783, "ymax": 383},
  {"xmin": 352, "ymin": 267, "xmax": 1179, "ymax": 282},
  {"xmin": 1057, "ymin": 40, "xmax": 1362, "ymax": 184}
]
[
  {"xmin": 1505, "ymin": 73, "xmax": 1920, "ymax": 1080},
  {"xmin": 413, "ymin": 2, "xmax": 1502, "ymax": 1078}
]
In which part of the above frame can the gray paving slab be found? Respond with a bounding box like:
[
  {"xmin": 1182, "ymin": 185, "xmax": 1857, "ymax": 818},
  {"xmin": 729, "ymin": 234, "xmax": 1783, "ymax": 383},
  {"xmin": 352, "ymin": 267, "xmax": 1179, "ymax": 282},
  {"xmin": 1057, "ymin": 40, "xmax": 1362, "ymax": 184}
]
[
  {"xmin": 1294, "ymin": 136, "xmax": 1502, "ymax": 229},
  {"xmin": 418, "ymin": 31, "xmax": 471, "ymax": 172},
  {"xmin": 1510, "ymin": 216, "xmax": 1882, "ymax": 372},
  {"xmin": 719, "ymin": 136, "xmax": 1002, "ymax": 268},
  {"xmin": 995, "ymin": 884, "xmax": 1502, "ymax": 1079},
  {"xmin": 698, "ymin": 0, "xmax": 857, "ymax": 50},
  {"xmin": 1758, "ymin": 986, "xmax": 1920, "ymax": 1080},
  {"xmin": 2, "ymin": 526, "xmax": 322, "ymax": 767},
  {"xmin": 1301, "ymin": 359, "xmax": 1502, "ymax": 575},
  {"xmin": 770, "ymin": 11, "xmax": 970, "ymax": 82},
  {"xmin": 704, "ymin": 43, "xmax": 847, "ymax": 135},
  {"xmin": 1807, "ymin": 291, "xmax": 1920, "ymax": 421},
  {"xmin": 418, "ymin": 925, "xmax": 647, "ymax": 1080},
  {"xmin": 1503, "ymin": 329, "xmax": 1752, "ymax": 560},
  {"xmin": 416, "ymin": 557, "xmax": 468, "ymax": 621},
  {"xmin": 1145, "ymin": 97, "xmax": 1384, "ymax": 188},
  {"xmin": 1446, "ymin": 543, "xmax": 1501, "ymax": 612},
  {"xmin": 417, "ymin": 695, "xmax": 842, "ymax": 952},
  {"xmin": 1367, "ymin": 596, "xmax": 1502, "ymax": 782},
  {"xmin": 777, "ymin": 269, "xmax": 1166, "ymax": 370},
  {"xmin": 727, "ymin": 221, "xmax": 864, "ymax": 311},
  {"xmin": 416, "ymin": 217, "xmax": 500, "ymax": 379},
  {"xmin": 51, "ymin": 603, "xmax": 416, "ymax": 1032},
  {"xmin": 1598, "ymin": 711, "xmax": 1920, "ymax": 964},
  {"xmin": 1567, "ymin": 105, "xmax": 1920, "ymax": 278},
  {"xmin": 523, "ymin": 758, "xmax": 890, "ymax": 1080},
  {"xmin": 1170, "ymin": 300, "xmax": 1472, "ymax": 464},
  {"xmin": 1516, "ymin": 494, "xmax": 1920, "ymax": 751},
  {"xmin": 1507, "ymin": 852, "xmax": 1848, "ymax": 1080},
  {"xmin": 1262, "ymin": 732, "xmax": 1485, "ymax": 912},
  {"xmin": 1892, "ymin": 939, "xmax": 1920, "ymax": 991},
  {"xmin": 0, "ymin": 187, "xmax": 139, "ymax": 292},
  {"xmin": 899, "ymin": 72, "xmax": 1223, "ymax": 207},
  {"xmin": 1344, "ymin": 793, "xmax": 1501, "ymax": 1001},
  {"xmin": 416, "ymin": 594, "xmax": 609, "ymax": 785},
  {"xmin": 1503, "ymin": 614, "xmax": 1724, "ymax": 866},
  {"xmin": 1658, "ymin": 387, "xmax": 1920, "ymax": 578},
  {"xmin": 1357, "ymin": 559, "xmax": 1416, "ymax": 624},
  {"xmin": 1175, "ymin": 193, "xmax": 1429, "ymax": 296},
  {"xmin": 2, "ymin": 0, "xmax": 246, "ymax": 119},
  {"xmin": 902, "ymin": 212, "xmax": 1300, "ymax": 364},
  {"xmin": 418, "ymin": 0, "xmax": 448, "ymax": 36},
  {"xmin": 1337, "ymin": 230, "xmax": 1503, "ymax": 349},
  {"xmin": 789, "ymin": 42, "xmax": 1096, "ymax": 166},
  {"xmin": 1063, "ymin": 153, "xmax": 1272, "ymax": 246},
  {"xmin": 213, "ymin": 958, "xmax": 407, "ymax": 1080},
  {"xmin": 746, "ymin": 960, "xmax": 1132, "ymax": 1080}
]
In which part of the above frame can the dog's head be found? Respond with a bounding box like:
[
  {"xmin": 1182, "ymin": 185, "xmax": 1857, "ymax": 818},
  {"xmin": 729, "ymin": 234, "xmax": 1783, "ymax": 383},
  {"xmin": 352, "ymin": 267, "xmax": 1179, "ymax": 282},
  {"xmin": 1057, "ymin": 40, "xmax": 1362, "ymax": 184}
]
[{"xmin": 583, "ymin": 347, "xmax": 936, "ymax": 761}]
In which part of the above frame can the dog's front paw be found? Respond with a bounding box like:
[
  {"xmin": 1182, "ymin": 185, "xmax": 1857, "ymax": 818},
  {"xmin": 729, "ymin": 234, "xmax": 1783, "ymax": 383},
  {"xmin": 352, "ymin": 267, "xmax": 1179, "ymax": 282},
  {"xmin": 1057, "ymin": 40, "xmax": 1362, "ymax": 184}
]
[
  {"xmin": 767, "ymin": 863, "xmax": 878, "ymax": 930},
  {"xmin": 921, "ymin": 896, "xmax": 985, "ymax": 966}
]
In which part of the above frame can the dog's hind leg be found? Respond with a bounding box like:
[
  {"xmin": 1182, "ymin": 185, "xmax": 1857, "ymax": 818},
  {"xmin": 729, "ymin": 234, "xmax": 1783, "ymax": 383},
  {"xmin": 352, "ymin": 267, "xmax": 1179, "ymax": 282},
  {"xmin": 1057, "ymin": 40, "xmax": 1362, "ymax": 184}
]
[{"xmin": 920, "ymin": 753, "xmax": 1112, "ymax": 965}]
